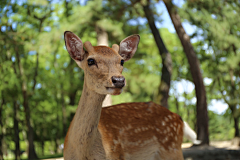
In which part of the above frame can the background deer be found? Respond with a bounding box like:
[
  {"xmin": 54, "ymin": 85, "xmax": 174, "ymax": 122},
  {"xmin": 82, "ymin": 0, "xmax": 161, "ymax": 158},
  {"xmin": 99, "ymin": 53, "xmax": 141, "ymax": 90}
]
[
  {"xmin": 63, "ymin": 31, "xmax": 140, "ymax": 160},
  {"xmin": 99, "ymin": 102, "xmax": 200, "ymax": 160}
]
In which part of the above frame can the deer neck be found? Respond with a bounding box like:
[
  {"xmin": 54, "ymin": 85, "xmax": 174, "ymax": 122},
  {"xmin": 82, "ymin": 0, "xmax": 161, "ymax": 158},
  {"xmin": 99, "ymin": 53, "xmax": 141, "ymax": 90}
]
[{"xmin": 68, "ymin": 81, "xmax": 106, "ymax": 155}]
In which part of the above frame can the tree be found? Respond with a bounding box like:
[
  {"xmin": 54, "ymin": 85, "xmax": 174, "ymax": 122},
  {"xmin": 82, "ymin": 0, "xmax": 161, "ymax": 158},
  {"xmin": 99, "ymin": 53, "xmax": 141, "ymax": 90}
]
[
  {"xmin": 1, "ymin": 0, "xmax": 239, "ymax": 158},
  {"xmin": 0, "ymin": 93, "xmax": 4, "ymax": 160},
  {"xmin": 13, "ymin": 101, "xmax": 20, "ymax": 160},
  {"xmin": 0, "ymin": 0, "xmax": 54, "ymax": 158},
  {"xmin": 163, "ymin": 0, "xmax": 209, "ymax": 145},
  {"xmin": 102, "ymin": 0, "xmax": 173, "ymax": 108},
  {"xmin": 181, "ymin": 0, "xmax": 240, "ymax": 138},
  {"xmin": 143, "ymin": 0, "xmax": 172, "ymax": 108}
]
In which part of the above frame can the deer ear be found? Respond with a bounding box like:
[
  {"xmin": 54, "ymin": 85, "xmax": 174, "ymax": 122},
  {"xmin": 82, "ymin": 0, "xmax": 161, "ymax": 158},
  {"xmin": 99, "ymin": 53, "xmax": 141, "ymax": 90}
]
[
  {"xmin": 64, "ymin": 31, "xmax": 85, "ymax": 61},
  {"xmin": 119, "ymin": 35, "xmax": 140, "ymax": 61}
]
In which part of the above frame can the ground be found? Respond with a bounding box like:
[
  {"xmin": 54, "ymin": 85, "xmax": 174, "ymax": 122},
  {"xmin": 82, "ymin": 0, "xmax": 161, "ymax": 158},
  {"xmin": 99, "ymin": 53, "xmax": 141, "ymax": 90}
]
[
  {"xmin": 43, "ymin": 139, "xmax": 240, "ymax": 160},
  {"xmin": 182, "ymin": 138, "xmax": 240, "ymax": 160},
  {"xmin": 182, "ymin": 138, "xmax": 240, "ymax": 150}
]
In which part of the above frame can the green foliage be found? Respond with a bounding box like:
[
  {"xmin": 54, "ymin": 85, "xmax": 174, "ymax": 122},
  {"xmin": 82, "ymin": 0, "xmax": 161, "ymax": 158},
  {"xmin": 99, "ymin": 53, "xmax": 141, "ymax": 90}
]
[
  {"xmin": 208, "ymin": 111, "xmax": 235, "ymax": 140},
  {"xmin": 180, "ymin": 0, "xmax": 240, "ymax": 136},
  {"xmin": 0, "ymin": 0, "xmax": 239, "ymax": 159}
]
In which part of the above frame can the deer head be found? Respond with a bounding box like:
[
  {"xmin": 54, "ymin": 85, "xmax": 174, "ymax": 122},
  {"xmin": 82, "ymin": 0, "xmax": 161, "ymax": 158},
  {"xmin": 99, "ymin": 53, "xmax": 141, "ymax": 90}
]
[{"xmin": 64, "ymin": 31, "xmax": 140, "ymax": 95}]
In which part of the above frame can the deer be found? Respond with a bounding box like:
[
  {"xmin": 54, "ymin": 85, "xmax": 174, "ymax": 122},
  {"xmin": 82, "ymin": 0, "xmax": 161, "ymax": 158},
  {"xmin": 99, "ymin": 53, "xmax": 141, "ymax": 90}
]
[
  {"xmin": 63, "ymin": 31, "xmax": 140, "ymax": 160},
  {"xmin": 63, "ymin": 31, "xmax": 199, "ymax": 160},
  {"xmin": 99, "ymin": 102, "xmax": 201, "ymax": 160}
]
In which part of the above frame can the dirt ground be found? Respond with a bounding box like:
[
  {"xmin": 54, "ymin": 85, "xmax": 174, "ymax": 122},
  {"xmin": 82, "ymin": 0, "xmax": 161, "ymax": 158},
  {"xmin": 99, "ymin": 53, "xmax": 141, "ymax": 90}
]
[
  {"xmin": 182, "ymin": 139, "xmax": 240, "ymax": 150},
  {"xmin": 43, "ymin": 139, "xmax": 240, "ymax": 160},
  {"xmin": 182, "ymin": 138, "xmax": 240, "ymax": 160}
]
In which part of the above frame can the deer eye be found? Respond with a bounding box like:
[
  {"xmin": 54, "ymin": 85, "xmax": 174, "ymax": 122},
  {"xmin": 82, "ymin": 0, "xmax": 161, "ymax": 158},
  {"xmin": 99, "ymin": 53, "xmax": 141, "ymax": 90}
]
[
  {"xmin": 87, "ymin": 58, "xmax": 96, "ymax": 66},
  {"xmin": 120, "ymin": 60, "xmax": 124, "ymax": 66}
]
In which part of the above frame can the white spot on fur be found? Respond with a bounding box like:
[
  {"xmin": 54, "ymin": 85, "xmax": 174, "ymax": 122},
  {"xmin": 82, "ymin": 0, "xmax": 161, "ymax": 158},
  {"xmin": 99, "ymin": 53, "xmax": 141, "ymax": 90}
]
[
  {"xmin": 175, "ymin": 136, "xmax": 178, "ymax": 141},
  {"xmin": 164, "ymin": 117, "xmax": 169, "ymax": 122},
  {"xmin": 168, "ymin": 115, "xmax": 172, "ymax": 119},
  {"xmin": 177, "ymin": 125, "xmax": 180, "ymax": 134},
  {"xmin": 138, "ymin": 128, "xmax": 141, "ymax": 132},
  {"xmin": 113, "ymin": 139, "xmax": 119, "ymax": 145},
  {"xmin": 153, "ymin": 136, "xmax": 157, "ymax": 141},
  {"xmin": 162, "ymin": 121, "xmax": 166, "ymax": 126},
  {"xmin": 165, "ymin": 137, "xmax": 168, "ymax": 141},
  {"xmin": 173, "ymin": 127, "xmax": 177, "ymax": 131},
  {"xmin": 127, "ymin": 124, "xmax": 132, "ymax": 130},
  {"xmin": 134, "ymin": 129, "xmax": 138, "ymax": 133}
]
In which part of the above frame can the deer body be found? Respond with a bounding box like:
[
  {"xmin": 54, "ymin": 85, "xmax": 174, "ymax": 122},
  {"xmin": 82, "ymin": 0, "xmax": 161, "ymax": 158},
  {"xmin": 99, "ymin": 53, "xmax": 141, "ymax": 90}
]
[
  {"xmin": 99, "ymin": 102, "xmax": 198, "ymax": 160},
  {"xmin": 63, "ymin": 31, "xmax": 140, "ymax": 160}
]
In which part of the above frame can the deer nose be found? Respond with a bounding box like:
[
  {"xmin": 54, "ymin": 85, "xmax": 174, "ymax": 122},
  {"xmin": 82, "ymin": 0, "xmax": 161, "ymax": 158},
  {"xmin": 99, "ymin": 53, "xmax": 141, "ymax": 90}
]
[{"xmin": 112, "ymin": 76, "xmax": 125, "ymax": 88}]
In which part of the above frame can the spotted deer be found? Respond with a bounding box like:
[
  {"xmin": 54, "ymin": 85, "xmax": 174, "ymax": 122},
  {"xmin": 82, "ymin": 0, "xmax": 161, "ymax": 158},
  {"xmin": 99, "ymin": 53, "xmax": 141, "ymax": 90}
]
[
  {"xmin": 63, "ymin": 31, "xmax": 140, "ymax": 160},
  {"xmin": 99, "ymin": 102, "xmax": 200, "ymax": 160}
]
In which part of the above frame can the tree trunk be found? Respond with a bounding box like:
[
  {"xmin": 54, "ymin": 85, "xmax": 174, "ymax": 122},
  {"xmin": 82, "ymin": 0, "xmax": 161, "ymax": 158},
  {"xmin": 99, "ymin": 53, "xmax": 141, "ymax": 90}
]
[
  {"xmin": 0, "ymin": 95, "xmax": 4, "ymax": 160},
  {"xmin": 54, "ymin": 138, "xmax": 59, "ymax": 154},
  {"xmin": 96, "ymin": 25, "xmax": 108, "ymax": 46},
  {"xmin": 41, "ymin": 140, "xmax": 44, "ymax": 156},
  {"xmin": 69, "ymin": 88, "xmax": 77, "ymax": 106},
  {"xmin": 230, "ymin": 105, "xmax": 240, "ymax": 138},
  {"xmin": 234, "ymin": 117, "xmax": 240, "ymax": 137},
  {"xmin": 229, "ymin": 66, "xmax": 239, "ymax": 138},
  {"xmin": 61, "ymin": 83, "xmax": 67, "ymax": 136},
  {"xmin": 174, "ymin": 96, "xmax": 180, "ymax": 115},
  {"xmin": 95, "ymin": 25, "xmax": 112, "ymax": 107},
  {"xmin": 15, "ymin": 48, "xmax": 38, "ymax": 159},
  {"xmin": 13, "ymin": 100, "xmax": 21, "ymax": 160},
  {"xmin": 143, "ymin": 1, "xmax": 172, "ymax": 108},
  {"xmin": 23, "ymin": 88, "xmax": 38, "ymax": 159},
  {"xmin": 164, "ymin": 0, "xmax": 209, "ymax": 145},
  {"xmin": 11, "ymin": 51, "xmax": 21, "ymax": 160},
  {"xmin": 40, "ymin": 117, "xmax": 44, "ymax": 157}
]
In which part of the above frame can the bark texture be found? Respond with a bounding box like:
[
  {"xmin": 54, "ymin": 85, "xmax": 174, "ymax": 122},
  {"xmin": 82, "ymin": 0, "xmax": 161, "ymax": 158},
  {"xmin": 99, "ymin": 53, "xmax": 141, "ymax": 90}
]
[
  {"xmin": 15, "ymin": 47, "xmax": 38, "ymax": 159},
  {"xmin": 0, "ymin": 96, "xmax": 4, "ymax": 160},
  {"xmin": 14, "ymin": 101, "xmax": 21, "ymax": 160},
  {"xmin": 143, "ymin": 1, "xmax": 172, "ymax": 108},
  {"xmin": 164, "ymin": 0, "xmax": 209, "ymax": 145},
  {"xmin": 234, "ymin": 117, "xmax": 240, "ymax": 137}
]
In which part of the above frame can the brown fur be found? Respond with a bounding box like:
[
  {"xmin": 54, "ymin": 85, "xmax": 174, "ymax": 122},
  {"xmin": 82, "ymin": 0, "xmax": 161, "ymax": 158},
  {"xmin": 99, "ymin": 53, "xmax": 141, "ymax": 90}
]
[{"xmin": 99, "ymin": 102, "xmax": 184, "ymax": 160}]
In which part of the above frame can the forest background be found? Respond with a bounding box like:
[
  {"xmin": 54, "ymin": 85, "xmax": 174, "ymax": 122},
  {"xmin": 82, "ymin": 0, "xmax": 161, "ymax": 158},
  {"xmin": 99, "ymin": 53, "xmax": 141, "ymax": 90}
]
[{"xmin": 0, "ymin": 0, "xmax": 240, "ymax": 159}]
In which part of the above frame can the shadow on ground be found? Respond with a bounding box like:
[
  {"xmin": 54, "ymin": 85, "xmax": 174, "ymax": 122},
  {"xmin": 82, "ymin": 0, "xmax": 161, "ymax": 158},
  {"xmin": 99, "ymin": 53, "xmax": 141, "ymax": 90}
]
[
  {"xmin": 183, "ymin": 138, "xmax": 240, "ymax": 160},
  {"xmin": 183, "ymin": 146, "xmax": 240, "ymax": 160}
]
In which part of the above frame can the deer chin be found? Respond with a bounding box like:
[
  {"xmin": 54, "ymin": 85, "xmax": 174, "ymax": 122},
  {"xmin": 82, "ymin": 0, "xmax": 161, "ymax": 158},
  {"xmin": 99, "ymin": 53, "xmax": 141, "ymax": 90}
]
[{"xmin": 106, "ymin": 87, "xmax": 123, "ymax": 95}]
